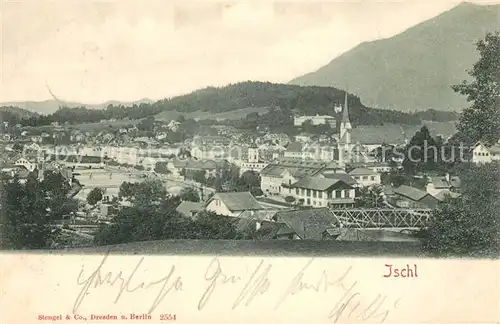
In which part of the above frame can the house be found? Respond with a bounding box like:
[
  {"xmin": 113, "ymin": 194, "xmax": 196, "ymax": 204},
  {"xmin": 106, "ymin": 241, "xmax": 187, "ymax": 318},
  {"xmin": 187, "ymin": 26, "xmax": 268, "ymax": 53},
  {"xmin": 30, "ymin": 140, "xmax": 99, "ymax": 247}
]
[
  {"xmin": 471, "ymin": 141, "xmax": 500, "ymax": 164},
  {"xmin": 294, "ymin": 133, "xmax": 313, "ymax": 143},
  {"xmin": 205, "ymin": 192, "xmax": 263, "ymax": 217},
  {"xmin": 290, "ymin": 175, "xmax": 356, "ymax": 208},
  {"xmin": 191, "ymin": 145, "xmax": 228, "ymax": 160},
  {"xmin": 426, "ymin": 174, "xmax": 461, "ymax": 197},
  {"xmin": 156, "ymin": 132, "xmax": 168, "ymax": 141},
  {"xmin": 348, "ymin": 168, "xmax": 381, "ymax": 187},
  {"xmin": 176, "ymin": 201, "xmax": 204, "ymax": 219},
  {"xmin": 270, "ymin": 208, "xmax": 340, "ymax": 240},
  {"xmin": 284, "ymin": 141, "xmax": 336, "ymax": 162},
  {"xmin": 183, "ymin": 159, "xmax": 227, "ymax": 179},
  {"xmin": 284, "ymin": 142, "xmax": 304, "ymax": 159},
  {"xmin": 167, "ymin": 120, "xmax": 180, "ymax": 132},
  {"xmin": 349, "ymin": 161, "xmax": 401, "ymax": 173},
  {"xmin": 0, "ymin": 167, "xmax": 34, "ymax": 184},
  {"xmin": 391, "ymin": 185, "xmax": 439, "ymax": 209}
]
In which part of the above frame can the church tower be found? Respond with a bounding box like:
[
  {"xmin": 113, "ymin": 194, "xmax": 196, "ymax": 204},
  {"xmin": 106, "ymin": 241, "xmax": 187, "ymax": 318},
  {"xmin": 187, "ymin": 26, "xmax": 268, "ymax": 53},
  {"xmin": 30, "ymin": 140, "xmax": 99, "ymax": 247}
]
[
  {"xmin": 248, "ymin": 144, "xmax": 259, "ymax": 163},
  {"xmin": 338, "ymin": 89, "xmax": 352, "ymax": 166}
]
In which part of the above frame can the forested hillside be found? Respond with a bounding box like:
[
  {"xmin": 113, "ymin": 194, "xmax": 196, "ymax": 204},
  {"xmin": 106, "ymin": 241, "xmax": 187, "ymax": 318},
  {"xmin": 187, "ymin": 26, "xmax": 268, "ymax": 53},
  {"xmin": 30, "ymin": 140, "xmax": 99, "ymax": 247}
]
[{"xmin": 12, "ymin": 82, "xmax": 458, "ymax": 127}]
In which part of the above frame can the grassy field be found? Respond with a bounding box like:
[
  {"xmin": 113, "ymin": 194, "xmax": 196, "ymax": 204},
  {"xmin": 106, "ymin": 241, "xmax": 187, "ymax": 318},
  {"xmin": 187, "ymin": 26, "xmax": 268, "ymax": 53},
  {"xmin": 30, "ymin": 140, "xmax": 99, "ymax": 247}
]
[
  {"xmin": 39, "ymin": 239, "xmax": 425, "ymax": 257},
  {"xmin": 25, "ymin": 118, "xmax": 141, "ymax": 133},
  {"xmin": 154, "ymin": 106, "xmax": 272, "ymax": 122}
]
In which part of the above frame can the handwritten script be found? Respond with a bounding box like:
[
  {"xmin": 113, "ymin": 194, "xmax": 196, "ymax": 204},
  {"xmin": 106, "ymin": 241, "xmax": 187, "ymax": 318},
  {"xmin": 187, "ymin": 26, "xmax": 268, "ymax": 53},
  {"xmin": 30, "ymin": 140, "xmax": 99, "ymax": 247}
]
[
  {"xmin": 74, "ymin": 255, "xmax": 401, "ymax": 322},
  {"xmin": 74, "ymin": 253, "xmax": 183, "ymax": 315}
]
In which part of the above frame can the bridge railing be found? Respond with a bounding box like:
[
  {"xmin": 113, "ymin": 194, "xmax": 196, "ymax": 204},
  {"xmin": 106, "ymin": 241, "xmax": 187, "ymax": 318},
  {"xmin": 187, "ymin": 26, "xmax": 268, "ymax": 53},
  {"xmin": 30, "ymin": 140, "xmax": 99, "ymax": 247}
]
[{"xmin": 329, "ymin": 208, "xmax": 432, "ymax": 228}]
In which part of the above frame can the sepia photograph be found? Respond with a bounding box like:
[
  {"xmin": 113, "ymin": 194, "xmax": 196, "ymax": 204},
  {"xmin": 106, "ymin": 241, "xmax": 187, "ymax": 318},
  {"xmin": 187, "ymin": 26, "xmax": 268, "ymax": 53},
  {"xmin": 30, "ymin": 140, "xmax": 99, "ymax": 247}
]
[{"xmin": 0, "ymin": 1, "xmax": 499, "ymax": 261}]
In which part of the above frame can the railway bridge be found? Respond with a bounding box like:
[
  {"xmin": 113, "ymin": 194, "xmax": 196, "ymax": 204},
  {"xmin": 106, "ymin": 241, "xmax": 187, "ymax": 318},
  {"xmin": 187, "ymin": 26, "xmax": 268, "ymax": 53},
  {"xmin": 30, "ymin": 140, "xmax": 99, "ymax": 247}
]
[{"xmin": 329, "ymin": 208, "xmax": 432, "ymax": 230}]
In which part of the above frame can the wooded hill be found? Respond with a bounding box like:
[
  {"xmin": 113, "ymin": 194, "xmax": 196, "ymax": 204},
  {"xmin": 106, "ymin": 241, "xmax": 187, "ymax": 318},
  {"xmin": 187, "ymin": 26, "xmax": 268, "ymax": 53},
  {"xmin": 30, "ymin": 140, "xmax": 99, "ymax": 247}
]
[{"xmin": 8, "ymin": 81, "xmax": 458, "ymax": 127}]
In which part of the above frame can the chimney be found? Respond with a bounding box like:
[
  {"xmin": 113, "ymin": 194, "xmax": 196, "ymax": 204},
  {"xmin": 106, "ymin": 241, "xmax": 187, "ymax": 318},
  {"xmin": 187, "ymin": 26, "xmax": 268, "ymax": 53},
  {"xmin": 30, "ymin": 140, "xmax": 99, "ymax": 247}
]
[{"xmin": 255, "ymin": 221, "xmax": 261, "ymax": 231}]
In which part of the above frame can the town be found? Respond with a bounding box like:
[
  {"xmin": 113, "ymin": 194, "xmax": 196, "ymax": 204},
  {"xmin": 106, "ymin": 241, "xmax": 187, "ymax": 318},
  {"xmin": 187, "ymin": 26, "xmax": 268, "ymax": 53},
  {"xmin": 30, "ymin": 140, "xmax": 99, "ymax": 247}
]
[{"xmin": 0, "ymin": 4, "xmax": 498, "ymax": 258}]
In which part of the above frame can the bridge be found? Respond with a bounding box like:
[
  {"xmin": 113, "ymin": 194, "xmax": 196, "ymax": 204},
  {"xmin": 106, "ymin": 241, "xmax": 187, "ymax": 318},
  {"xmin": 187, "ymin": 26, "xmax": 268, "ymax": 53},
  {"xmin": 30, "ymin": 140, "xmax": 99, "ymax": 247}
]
[{"xmin": 330, "ymin": 208, "xmax": 432, "ymax": 229}]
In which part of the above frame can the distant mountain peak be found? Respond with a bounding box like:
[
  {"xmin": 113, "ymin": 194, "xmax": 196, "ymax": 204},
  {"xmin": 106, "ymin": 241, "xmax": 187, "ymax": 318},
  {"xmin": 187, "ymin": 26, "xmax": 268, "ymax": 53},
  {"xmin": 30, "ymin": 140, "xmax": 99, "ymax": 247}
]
[{"xmin": 289, "ymin": 2, "xmax": 499, "ymax": 112}]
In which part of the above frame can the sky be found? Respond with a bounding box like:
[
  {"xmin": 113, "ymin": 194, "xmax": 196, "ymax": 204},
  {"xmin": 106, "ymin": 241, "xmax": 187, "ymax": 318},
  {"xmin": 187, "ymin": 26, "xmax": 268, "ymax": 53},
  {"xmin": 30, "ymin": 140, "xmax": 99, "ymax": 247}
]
[{"xmin": 0, "ymin": 0, "xmax": 497, "ymax": 104}]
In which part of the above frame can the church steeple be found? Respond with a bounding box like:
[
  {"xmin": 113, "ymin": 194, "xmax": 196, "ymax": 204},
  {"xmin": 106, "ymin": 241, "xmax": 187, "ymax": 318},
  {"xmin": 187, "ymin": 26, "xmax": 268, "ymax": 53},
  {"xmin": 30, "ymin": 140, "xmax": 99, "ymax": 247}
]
[
  {"xmin": 342, "ymin": 90, "xmax": 351, "ymax": 126},
  {"xmin": 339, "ymin": 88, "xmax": 352, "ymax": 140}
]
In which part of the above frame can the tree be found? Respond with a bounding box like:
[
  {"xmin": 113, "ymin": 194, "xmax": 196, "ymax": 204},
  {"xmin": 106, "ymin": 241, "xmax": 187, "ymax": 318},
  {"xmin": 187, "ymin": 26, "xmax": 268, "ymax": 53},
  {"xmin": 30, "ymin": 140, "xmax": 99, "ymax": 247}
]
[
  {"xmin": 179, "ymin": 187, "xmax": 200, "ymax": 202},
  {"xmin": 191, "ymin": 211, "xmax": 242, "ymax": 240},
  {"xmin": 118, "ymin": 180, "xmax": 167, "ymax": 205},
  {"xmin": 452, "ymin": 32, "xmax": 500, "ymax": 145},
  {"xmin": 402, "ymin": 126, "xmax": 439, "ymax": 174},
  {"xmin": 12, "ymin": 143, "xmax": 24, "ymax": 152},
  {"xmin": 137, "ymin": 116, "xmax": 155, "ymax": 132},
  {"xmin": 86, "ymin": 187, "xmax": 103, "ymax": 205},
  {"xmin": 355, "ymin": 185, "xmax": 384, "ymax": 208},
  {"xmin": 154, "ymin": 162, "xmax": 170, "ymax": 175},
  {"xmin": 421, "ymin": 162, "xmax": 500, "ymax": 257},
  {"xmin": 0, "ymin": 171, "xmax": 78, "ymax": 249},
  {"xmin": 93, "ymin": 195, "xmax": 190, "ymax": 246}
]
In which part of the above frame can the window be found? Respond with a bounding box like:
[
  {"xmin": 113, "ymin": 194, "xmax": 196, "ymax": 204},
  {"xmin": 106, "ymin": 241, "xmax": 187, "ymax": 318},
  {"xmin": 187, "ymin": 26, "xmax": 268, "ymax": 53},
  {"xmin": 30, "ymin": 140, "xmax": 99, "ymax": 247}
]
[
  {"xmin": 370, "ymin": 176, "xmax": 375, "ymax": 181},
  {"xmin": 362, "ymin": 176, "xmax": 368, "ymax": 180},
  {"xmin": 301, "ymin": 188, "xmax": 305, "ymax": 196},
  {"xmin": 296, "ymin": 188, "xmax": 299, "ymax": 195},
  {"xmin": 318, "ymin": 191, "xmax": 323, "ymax": 198},
  {"xmin": 307, "ymin": 198, "xmax": 311, "ymax": 205},
  {"xmin": 345, "ymin": 190, "xmax": 350, "ymax": 198},
  {"xmin": 307, "ymin": 189, "xmax": 311, "ymax": 197},
  {"xmin": 313, "ymin": 190, "xmax": 317, "ymax": 198},
  {"xmin": 335, "ymin": 190, "xmax": 341, "ymax": 198},
  {"xmin": 327, "ymin": 191, "xmax": 332, "ymax": 199}
]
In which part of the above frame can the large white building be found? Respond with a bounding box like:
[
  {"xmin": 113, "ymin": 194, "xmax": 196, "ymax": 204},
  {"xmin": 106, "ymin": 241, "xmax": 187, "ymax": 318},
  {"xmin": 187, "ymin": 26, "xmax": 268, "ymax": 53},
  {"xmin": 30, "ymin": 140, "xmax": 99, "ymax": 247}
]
[
  {"xmin": 294, "ymin": 115, "xmax": 336, "ymax": 127},
  {"xmin": 259, "ymin": 159, "xmax": 356, "ymax": 208}
]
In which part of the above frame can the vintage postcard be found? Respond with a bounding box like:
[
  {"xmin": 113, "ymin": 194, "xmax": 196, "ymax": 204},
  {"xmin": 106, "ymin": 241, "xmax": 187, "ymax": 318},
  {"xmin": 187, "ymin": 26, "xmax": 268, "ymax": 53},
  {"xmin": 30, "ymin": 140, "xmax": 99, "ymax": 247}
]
[{"xmin": 1, "ymin": 1, "xmax": 499, "ymax": 323}]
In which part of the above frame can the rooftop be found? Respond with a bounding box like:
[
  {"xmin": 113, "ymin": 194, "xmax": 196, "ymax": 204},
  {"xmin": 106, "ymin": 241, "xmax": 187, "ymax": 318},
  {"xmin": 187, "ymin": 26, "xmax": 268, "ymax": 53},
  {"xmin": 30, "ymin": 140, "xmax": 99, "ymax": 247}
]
[
  {"xmin": 348, "ymin": 168, "xmax": 378, "ymax": 176},
  {"xmin": 209, "ymin": 192, "xmax": 263, "ymax": 211},
  {"xmin": 273, "ymin": 208, "xmax": 340, "ymax": 240},
  {"xmin": 393, "ymin": 185, "xmax": 430, "ymax": 201},
  {"xmin": 292, "ymin": 177, "xmax": 353, "ymax": 191}
]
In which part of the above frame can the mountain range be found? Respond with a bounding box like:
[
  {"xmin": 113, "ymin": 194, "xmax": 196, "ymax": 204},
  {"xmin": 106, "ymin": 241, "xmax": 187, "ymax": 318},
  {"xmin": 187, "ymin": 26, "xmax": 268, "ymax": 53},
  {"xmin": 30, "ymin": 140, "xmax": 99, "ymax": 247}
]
[
  {"xmin": 0, "ymin": 98, "xmax": 153, "ymax": 115},
  {"xmin": 289, "ymin": 2, "xmax": 500, "ymax": 112}
]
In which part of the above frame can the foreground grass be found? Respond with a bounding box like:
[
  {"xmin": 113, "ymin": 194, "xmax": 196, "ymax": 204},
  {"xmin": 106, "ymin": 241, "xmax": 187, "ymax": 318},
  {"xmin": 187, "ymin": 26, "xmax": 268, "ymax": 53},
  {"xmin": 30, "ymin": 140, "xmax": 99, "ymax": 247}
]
[{"xmin": 41, "ymin": 239, "xmax": 425, "ymax": 257}]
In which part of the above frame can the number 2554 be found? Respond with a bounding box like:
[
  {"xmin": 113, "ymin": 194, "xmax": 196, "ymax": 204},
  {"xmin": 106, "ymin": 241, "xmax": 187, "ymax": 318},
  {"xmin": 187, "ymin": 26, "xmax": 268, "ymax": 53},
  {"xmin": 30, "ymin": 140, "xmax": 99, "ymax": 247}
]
[{"xmin": 160, "ymin": 314, "xmax": 176, "ymax": 321}]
